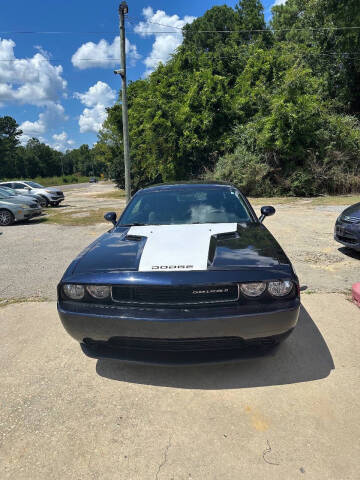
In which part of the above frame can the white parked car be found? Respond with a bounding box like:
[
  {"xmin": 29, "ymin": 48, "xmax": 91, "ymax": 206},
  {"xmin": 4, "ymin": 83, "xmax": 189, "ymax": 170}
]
[{"xmin": 0, "ymin": 181, "xmax": 64, "ymax": 207}]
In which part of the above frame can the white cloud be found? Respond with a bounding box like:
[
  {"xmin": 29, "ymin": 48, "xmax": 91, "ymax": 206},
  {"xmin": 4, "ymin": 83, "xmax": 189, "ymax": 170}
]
[
  {"xmin": 20, "ymin": 103, "xmax": 68, "ymax": 138},
  {"xmin": 0, "ymin": 37, "xmax": 67, "ymax": 106},
  {"xmin": 52, "ymin": 131, "xmax": 75, "ymax": 152},
  {"xmin": 71, "ymin": 37, "xmax": 140, "ymax": 69},
  {"xmin": 273, "ymin": 0, "xmax": 287, "ymax": 5},
  {"xmin": 135, "ymin": 7, "xmax": 196, "ymax": 76},
  {"xmin": 75, "ymin": 81, "xmax": 116, "ymax": 133}
]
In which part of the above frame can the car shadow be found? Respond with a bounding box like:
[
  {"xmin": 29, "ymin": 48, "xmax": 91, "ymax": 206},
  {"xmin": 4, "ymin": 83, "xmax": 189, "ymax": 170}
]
[
  {"xmin": 96, "ymin": 305, "xmax": 334, "ymax": 390},
  {"xmin": 5, "ymin": 215, "xmax": 47, "ymax": 226},
  {"xmin": 338, "ymin": 247, "xmax": 360, "ymax": 260}
]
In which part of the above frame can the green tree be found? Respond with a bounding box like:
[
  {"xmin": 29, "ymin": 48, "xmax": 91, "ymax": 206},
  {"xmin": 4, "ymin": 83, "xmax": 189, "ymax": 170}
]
[{"xmin": 0, "ymin": 116, "xmax": 22, "ymax": 178}]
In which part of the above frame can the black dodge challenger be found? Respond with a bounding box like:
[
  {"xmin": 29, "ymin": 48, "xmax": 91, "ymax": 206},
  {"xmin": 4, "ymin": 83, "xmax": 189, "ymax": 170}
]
[{"xmin": 58, "ymin": 183, "xmax": 300, "ymax": 363}]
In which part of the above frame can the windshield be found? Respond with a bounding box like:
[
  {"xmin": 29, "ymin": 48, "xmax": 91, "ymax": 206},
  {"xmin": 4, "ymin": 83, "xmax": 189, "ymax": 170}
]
[
  {"xmin": 1, "ymin": 187, "xmax": 16, "ymax": 195},
  {"xmin": 26, "ymin": 181, "xmax": 43, "ymax": 188},
  {"xmin": 0, "ymin": 188, "xmax": 12, "ymax": 197},
  {"xmin": 119, "ymin": 187, "xmax": 253, "ymax": 226}
]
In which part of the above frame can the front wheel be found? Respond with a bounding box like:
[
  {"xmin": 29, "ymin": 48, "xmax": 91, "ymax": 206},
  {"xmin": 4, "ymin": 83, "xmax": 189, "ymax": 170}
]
[
  {"xmin": 0, "ymin": 209, "xmax": 15, "ymax": 226},
  {"xmin": 38, "ymin": 196, "xmax": 48, "ymax": 208},
  {"xmin": 40, "ymin": 196, "xmax": 50, "ymax": 207}
]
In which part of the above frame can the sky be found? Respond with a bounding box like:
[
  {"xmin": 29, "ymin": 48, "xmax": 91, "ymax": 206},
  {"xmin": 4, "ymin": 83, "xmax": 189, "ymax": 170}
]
[{"xmin": 0, "ymin": 0, "xmax": 283, "ymax": 152}]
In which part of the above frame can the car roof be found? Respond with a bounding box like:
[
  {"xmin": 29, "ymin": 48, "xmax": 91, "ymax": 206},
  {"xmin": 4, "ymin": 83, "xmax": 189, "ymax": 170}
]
[{"xmin": 138, "ymin": 181, "xmax": 238, "ymax": 194}]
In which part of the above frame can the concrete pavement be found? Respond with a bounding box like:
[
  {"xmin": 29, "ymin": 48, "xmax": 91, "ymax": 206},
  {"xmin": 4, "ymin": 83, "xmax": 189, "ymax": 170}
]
[{"xmin": 1, "ymin": 293, "xmax": 359, "ymax": 479}]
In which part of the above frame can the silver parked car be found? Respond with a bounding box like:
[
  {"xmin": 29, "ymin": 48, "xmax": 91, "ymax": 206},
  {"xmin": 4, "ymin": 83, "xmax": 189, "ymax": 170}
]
[
  {"xmin": 0, "ymin": 185, "xmax": 45, "ymax": 207},
  {"xmin": 0, "ymin": 187, "xmax": 42, "ymax": 210},
  {"xmin": 0, "ymin": 181, "xmax": 64, "ymax": 207},
  {"xmin": 0, "ymin": 191, "xmax": 42, "ymax": 226}
]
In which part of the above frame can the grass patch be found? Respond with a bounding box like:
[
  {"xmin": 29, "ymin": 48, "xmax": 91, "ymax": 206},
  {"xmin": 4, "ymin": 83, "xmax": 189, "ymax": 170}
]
[
  {"xmin": 248, "ymin": 197, "xmax": 302, "ymax": 206},
  {"xmin": 91, "ymin": 189, "xmax": 126, "ymax": 199},
  {"xmin": 248, "ymin": 195, "xmax": 360, "ymax": 207},
  {"xmin": 43, "ymin": 207, "xmax": 123, "ymax": 226},
  {"xmin": 308, "ymin": 195, "xmax": 360, "ymax": 206},
  {"xmin": 3, "ymin": 175, "xmax": 90, "ymax": 187},
  {"xmin": 0, "ymin": 297, "xmax": 47, "ymax": 308}
]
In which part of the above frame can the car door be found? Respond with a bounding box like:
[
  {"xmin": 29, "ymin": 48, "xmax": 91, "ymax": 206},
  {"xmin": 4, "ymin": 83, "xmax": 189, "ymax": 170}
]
[{"xmin": 12, "ymin": 182, "xmax": 30, "ymax": 195}]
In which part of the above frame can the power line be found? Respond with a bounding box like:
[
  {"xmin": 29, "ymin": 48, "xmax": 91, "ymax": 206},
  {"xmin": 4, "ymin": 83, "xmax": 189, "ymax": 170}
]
[
  {"xmin": 127, "ymin": 15, "xmax": 183, "ymax": 30},
  {"xmin": 1, "ymin": 25, "xmax": 360, "ymax": 35}
]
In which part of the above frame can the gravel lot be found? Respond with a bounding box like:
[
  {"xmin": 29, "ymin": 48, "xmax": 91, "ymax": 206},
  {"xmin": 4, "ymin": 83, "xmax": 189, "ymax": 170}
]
[
  {"xmin": 1, "ymin": 184, "xmax": 359, "ymax": 301},
  {"xmin": 1, "ymin": 183, "xmax": 360, "ymax": 479},
  {"xmin": 1, "ymin": 182, "xmax": 126, "ymax": 301}
]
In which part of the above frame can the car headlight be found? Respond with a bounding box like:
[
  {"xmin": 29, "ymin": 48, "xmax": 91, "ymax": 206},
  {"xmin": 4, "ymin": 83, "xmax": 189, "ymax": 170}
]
[
  {"xmin": 63, "ymin": 284, "xmax": 85, "ymax": 300},
  {"xmin": 45, "ymin": 190, "xmax": 53, "ymax": 193},
  {"xmin": 86, "ymin": 285, "xmax": 110, "ymax": 299},
  {"xmin": 268, "ymin": 280, "xmax": 293, "ymax": 297},
  {"xmin": 240, "ymin": 282, "xmax": 266, "ymax": 297}
]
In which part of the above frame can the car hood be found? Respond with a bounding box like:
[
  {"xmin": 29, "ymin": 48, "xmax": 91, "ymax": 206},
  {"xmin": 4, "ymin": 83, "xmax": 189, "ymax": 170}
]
[
  {"xmin": 341, "ymin": 202, "xmax": 360, "ymax": 220},
  {"xmin": 0, "ymin": 200, "xmax": 17, "ymax": 209},
  {"xmin": 2, "ymin": 195, "xmax": 34, "ymax": 205},
  {"xmin": 71, "ymin": 223, "xmax": 290, "ymax": 276}
]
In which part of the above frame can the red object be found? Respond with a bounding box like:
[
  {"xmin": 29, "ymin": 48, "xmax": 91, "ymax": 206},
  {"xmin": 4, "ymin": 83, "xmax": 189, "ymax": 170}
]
[{"xmin": 352, "ymin": 283, "xmax": 360, "ymax": 307}]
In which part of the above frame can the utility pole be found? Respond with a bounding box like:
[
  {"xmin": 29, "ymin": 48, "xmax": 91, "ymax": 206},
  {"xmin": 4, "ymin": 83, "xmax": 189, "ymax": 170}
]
[{"xmin": 115, "ymin": 1, "xmax": 131, "ymax": 203}]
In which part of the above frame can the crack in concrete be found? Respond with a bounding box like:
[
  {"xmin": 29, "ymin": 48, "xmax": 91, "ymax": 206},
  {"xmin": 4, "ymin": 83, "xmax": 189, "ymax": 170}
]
[
  {"xmin": 155, "ymin": 436, "xmax": 172, "ymax": 480},
  {"xmin": 263, "ymin": 440, "xmax": 280, "ymax": 466}
]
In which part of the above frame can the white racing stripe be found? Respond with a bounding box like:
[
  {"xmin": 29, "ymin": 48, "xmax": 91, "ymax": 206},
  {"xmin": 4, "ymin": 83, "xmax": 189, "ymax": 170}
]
[{"xmin": 129, "ymin": 223, "xmax": 237, "ymax": 272}]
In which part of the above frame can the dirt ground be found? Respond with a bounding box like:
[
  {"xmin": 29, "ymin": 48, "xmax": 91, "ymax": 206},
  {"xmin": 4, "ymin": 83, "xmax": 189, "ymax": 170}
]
[
  {"xmin": 1, "ymin": 183, "xmax": 359, "ymax": 301},
  {"xmin": 1, "ymin": 183, "xmax": 360, "ymax": 479},
  {"xmin": 262, "ymin": 201, "xmax": 360, "ymax": 295}
]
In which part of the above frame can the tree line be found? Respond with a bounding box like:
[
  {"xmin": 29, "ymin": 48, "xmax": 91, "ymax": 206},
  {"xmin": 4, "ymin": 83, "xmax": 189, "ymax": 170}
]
[
  {"xmin": 98, "ymin": 0, "xmax": 360, "ymax": 196},
  {"xmin": 0, "ymin": 116, "xmax": 107, "ymax": 181}
]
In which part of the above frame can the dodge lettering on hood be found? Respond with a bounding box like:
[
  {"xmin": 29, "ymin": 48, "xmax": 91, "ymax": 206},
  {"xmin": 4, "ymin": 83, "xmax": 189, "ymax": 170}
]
[{"xmin": 58, "ymin": 183, "xmax": 300, "ymax": 364}]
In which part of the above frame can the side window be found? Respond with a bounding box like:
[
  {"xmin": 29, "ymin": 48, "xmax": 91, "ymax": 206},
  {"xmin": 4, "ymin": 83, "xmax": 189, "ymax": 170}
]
[
  {"xmin": 13, "ymin": 183, "xmax": 26, "ymax": 189},
  {"xmin": 1, "ymin": 183, "xmax": 12, "ymax": 188}
]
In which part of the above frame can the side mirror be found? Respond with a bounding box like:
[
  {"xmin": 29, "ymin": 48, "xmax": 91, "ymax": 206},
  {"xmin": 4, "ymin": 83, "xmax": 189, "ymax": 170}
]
[
  {"xmin": 25, "ymin": 187, "xmax": 32, "ymax": 191},
  {"xmin": 104, "ymin": 211, "xmax": 117, "ymax": 226},
  {"xmin": 259, "ymin": 206, "xmax": 276, "ymax": 223}
]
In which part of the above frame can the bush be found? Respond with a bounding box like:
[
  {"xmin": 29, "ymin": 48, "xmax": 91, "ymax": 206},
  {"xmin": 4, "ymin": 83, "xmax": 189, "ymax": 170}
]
[{"xmin": 209, "ymin": 145, "xmax": 274, "ymax": 196}]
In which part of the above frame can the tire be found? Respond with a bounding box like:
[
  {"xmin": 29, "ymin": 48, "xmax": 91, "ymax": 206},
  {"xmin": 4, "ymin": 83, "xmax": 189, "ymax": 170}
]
[
  {"xmin": 38, "ymin": 196, "xmax": 48, "ymax": 208},
  {"xmin": 0, "ymin": 209, "xmax": 15, "ymax": 226},
  {"xmin": 40, "ymin": 196, "xmax": 49, "ymax": 207}
]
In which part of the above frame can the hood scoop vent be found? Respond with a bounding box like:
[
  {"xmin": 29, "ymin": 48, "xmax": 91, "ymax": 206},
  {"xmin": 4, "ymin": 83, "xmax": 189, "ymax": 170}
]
[
  {"xmin": 215, "ymin": 231, "xmax": 239, "ymax": 241},
  {"xmin": 124, "ymin": 235, "xmax": 143, "ymax": 242}
]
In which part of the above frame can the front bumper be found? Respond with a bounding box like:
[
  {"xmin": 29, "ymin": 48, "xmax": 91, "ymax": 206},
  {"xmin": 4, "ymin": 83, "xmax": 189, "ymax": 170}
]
[
  {"xmin": 58, "ymin": 300, "xmax": 300, "ymax": 362},
  {"xmin": 14, "ymin": 208, "xmax": 34, "ymax": 221},
  {"xmin": 28, "ymin": 208, "xmax": 42, "ymax": 218},
  {"xmin": 334, "ymin": 223, "xmax": 360, "ymax": 251},
  {"xmin": 49, "ymin": 195, "xmax": 64, "ymax": 203}
]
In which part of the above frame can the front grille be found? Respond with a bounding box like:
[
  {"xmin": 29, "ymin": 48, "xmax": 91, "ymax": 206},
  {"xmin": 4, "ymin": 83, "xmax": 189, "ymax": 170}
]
[
  {"xmin": 111, "ymin": 284, "xmax": 239, "ymax": 306},
  {"xmin": 56, "ymin": 191, "xmax": 63, "ymax": 196},
  {"xmin": 337, "ymin": 234, "xmax": 357, "ymax": 245},
  {"xmin": 85, "ymin": 336, "xmax": 249, "ymax": 351}
]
